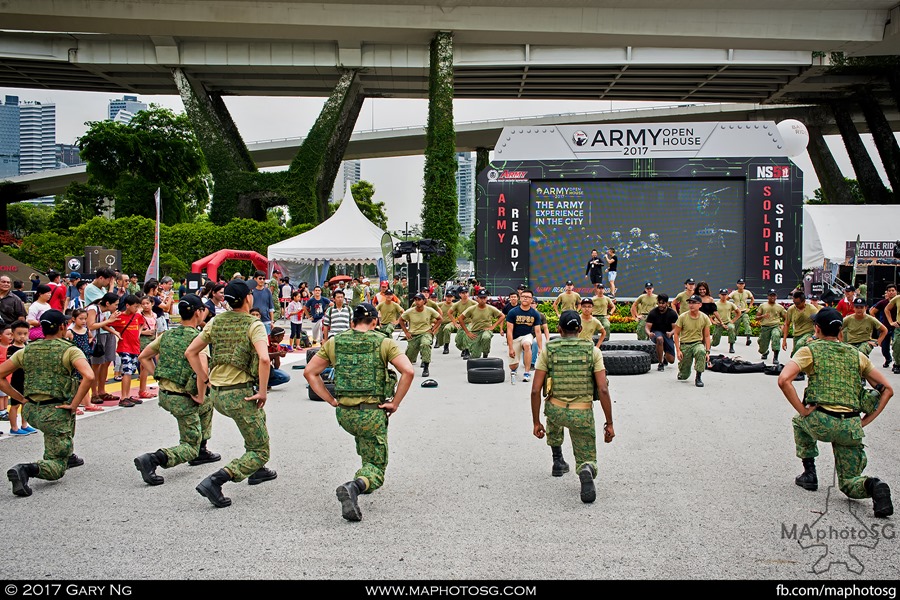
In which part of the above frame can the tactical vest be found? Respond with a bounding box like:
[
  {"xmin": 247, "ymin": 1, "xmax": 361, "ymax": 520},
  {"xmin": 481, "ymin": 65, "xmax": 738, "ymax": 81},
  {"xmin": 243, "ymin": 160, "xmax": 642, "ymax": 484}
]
[
  {"xmin": 544, "ymin": 337, "xmax": 595, "ymax": 400},
  {"xmin": 155, "ymin": 326, "xmax": 200, "ymax": 394},
  {"xmin": 802, "ymin": 340, "xmax": 861, "ymax": 410},
  {"xmin": 208, "ymin": 311, "xmax": 259, "ymax": 379},
  {"xmin": 333, "ymin": 330, "xmax": 393, "ymax": 399},
  {"xmin": 22, "ymin": 338, "xmax": 77, "ymax": 401}
]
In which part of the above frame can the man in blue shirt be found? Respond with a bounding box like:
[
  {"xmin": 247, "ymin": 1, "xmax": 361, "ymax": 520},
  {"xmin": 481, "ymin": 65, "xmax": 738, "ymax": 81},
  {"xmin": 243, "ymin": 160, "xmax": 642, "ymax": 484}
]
[
  {"xmin": 505, "ymin": 289, "xmax": 543, "ymax": 385},
  {"xmin": 305, "ymin": 285, "xmax": 332, "ymax": 345},
  {"xmin": 251, "ymin": 270, "xmax": 276, "ymax": 334}
]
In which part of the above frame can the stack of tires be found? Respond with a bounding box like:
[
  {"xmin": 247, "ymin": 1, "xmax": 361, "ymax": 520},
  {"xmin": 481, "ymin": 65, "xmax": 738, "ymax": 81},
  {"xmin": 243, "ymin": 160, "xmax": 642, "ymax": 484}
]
[
  {"xmin": 306, "ymin": 348, "xmax": 335, "ymax": 401},
  {"xmin": 466, "ymin": 357, "xmax": 506, "ymax": 384},
  {"xmin": 592, "ymin": 338, "xmax": 654, "ymax": 375}
]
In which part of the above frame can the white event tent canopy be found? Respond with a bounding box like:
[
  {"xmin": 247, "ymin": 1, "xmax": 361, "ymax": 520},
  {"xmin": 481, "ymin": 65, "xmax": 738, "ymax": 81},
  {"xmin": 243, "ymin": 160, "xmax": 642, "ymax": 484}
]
[
  {"xmin": 802, "ymin": 205, "xmax": 900, "ymax": 269},
  {"xmin": 267, "ymin": 183, "xmax": 391, "ymax": 284}
]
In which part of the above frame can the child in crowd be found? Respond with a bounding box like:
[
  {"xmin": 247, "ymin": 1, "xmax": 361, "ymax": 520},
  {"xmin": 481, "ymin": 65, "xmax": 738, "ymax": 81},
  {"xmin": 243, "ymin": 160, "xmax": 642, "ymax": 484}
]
[
  {"xmin": 87, "ymin": 293, "xmax": 121, "ymax": 404},
  {"xmin": 5, "ymin": 321, "xmax": 36, "ymax": 435},
  {"xmin": 286, "ymin": 290, "xmax": 305, "ymax": 350},
  {"xmin": 137, "ymin": 296, "xmax": 158, "ymax": 399},
  {"xmin": 110, "ymin": 295, "xmax": 145, "ymax": 407},
  {"xmin": 66, "ymin": 309, "xmax": 101, "ymax": 414},
  {"xmin": 26, "ymin": 284, "xmax": 53, "ymax": 341},
  {"xmin": 0, "ymin": 325, "xmax": 11, "ymax": 426},
  {"xmin": 250, "ymin": 308, "xmax": 263, "ymax": 319}
]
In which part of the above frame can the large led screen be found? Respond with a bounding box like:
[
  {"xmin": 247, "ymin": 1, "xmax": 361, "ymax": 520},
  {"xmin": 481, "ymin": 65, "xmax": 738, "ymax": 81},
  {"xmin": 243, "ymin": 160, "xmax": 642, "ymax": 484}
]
[{"xmin": 529, "ymin": 179, "xmax": 746, "ymax": 297}]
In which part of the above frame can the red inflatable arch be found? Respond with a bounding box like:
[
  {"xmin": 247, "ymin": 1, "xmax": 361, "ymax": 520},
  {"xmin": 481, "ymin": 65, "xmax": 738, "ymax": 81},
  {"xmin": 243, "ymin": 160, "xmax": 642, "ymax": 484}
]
[{"xmin": 191, "ymin": 249, "xmax": 277, "ymax": 283}]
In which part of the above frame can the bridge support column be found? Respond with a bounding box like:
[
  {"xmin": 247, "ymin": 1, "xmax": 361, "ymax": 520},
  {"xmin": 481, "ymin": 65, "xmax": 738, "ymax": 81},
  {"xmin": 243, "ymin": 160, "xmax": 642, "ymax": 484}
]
[
  {"xmin": 288, "ymin": 69, "xmax": 365, "ymax": 226},
  {"xmin": 174, "ymin": 68, "xmax": 275, "ymax": 223},
  {"xmin": 421, "ymin": 31, "xmax": 458, "ymax": 282},
  {"xmin": 805, "ymin": 109, "xmax": 853, "ymax": 204},
  {"xmin": 830, "ymin": 100, "xmax": 892, "ymax": 204},
  {"xmin": 856, "ymin": 87, "xmax": 900, "ymax": 198},
  {"xmin": 888, "ymin": 68, "xmax": 900, "ymax": 113}
]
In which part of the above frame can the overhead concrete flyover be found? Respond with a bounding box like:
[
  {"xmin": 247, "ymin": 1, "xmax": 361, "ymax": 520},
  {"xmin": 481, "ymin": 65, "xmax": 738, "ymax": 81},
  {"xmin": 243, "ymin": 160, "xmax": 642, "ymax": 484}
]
[
  {"xmin": 0, "ymin": 1, "xmax": 898, "ymax": 104},
  {"xmin": 6, "ymin": 100, "xmax": 898, "ymax": 200}
]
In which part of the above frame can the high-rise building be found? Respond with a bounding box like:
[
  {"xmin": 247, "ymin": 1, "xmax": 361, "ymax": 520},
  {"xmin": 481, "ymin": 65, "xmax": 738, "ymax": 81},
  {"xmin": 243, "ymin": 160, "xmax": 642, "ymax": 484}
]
[
  {"xmin": 330, "ymin": 159, "xmax": 362, "ymax": 202},
  {"xmin": 456, "ymin": 152, "xmax": 475, "ymax": 235},
  {"xmin": 0, "ymin": 95, "xmax": 20, "ymax": 178},
  {"xmin": 108, "ymin": 95, "xmax": 147, "ymax": 122},
  {"xmin": 17, "ymin": 100, "xmax": 56, "ymax": 175},
  {"xmin": 55, "ymin": 143, "xmax": 83, "ymax": 168}
]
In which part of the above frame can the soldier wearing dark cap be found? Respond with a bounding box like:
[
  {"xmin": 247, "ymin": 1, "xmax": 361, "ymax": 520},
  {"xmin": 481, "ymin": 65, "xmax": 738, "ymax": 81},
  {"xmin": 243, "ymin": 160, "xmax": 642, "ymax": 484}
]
[
  {"xmin": 133, "ymin": 295, "xmax": 221, "ymax": 487},
  {"xmin": 778, "ymin": 308, "xmax": 894, "ymax": 518},
  {"xmin": 630, "ymin": 282, "xmax": 658, "ymax": 341},
  {"xmin": 552, "ymin": 281, "xmax": 581, "ymax": 316},
  {"xmin": 375, "ymin": 289, "xmax": 403, "ymax": 338},
  {"xmin": 435, "ymin": 290, "xmax": 456, "ymax": 354},
  {"xmin": 459, "ymin": 290, "xmax": 504, "ymax": 359},
  {"xmin": 186, "ymin": 279, "xmax": 274, "ymax": 508},
  {"xmin": 672, "ymin": 278, "xmax": 696, "ymax": 315},
  {"xmin": 400, "ymin": 293, "xmax": 441, "ymax": 378},
  {"xmin": 305, "ymin": 303, "xmax": 415, "ymax": 521},
  {"xmin": 782, "ymin": 291, "xmax": 819, "ymax": 366},
  {"xmin": 673, "ymin": 295, "xmax": 712, "ymax": 387},
  {"xmin": 2, "ymin": 310, "xmax": 95, "ymax": 497},
  {"xmin": 712, "ymin": 288, "xmax": 741, "ymax": 354},
  {"xmin": 757, "ymin": 289, "xmax": 786, "ymax": 365},
  {"xmin": 729, "ymin": 278, "xmax": 755, "ymax": 345},
  {"xmin": 530, "ymin": 310, "xmax": 615, "ymax": 504},
  {"xmin": 842, "ymin": 297, "xmax": 887, "ymax": 357}
]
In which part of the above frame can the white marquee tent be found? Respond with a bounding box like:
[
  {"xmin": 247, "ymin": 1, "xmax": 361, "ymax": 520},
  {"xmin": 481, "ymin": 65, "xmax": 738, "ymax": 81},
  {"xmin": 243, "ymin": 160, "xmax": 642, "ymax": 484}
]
[
  {"xmin": 267, "ymin": 184, "xmax": 390, "ymax": 282},
  {"xmin": 802, "ymin": 205, "xmax": 900, "ymax": 269}
]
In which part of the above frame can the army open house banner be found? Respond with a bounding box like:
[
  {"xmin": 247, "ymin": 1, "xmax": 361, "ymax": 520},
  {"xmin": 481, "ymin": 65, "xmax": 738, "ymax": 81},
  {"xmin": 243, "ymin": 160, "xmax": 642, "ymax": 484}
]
[{"xmin": 474, "ymin": 120, "xmax": 808, "ymax": 298}]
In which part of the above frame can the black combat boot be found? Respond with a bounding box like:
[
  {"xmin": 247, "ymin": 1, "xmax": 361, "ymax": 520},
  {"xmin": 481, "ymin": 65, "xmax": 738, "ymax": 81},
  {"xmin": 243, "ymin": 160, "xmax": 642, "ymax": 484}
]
[
  {"xmin": 761, "ymin": 352, "xmax": 769, "ymax": 360},
  {"xmin": 422, "ymin": 363, "xmax": 430, "ymax": 378},
  {"xmin": 336, "ymin": 478, "xmax": 366, "ymax": 521},
  {"xmin": 728, "ymin": 343, "xmax": 735, "ymax": 354},
  {"xmin": 420, "ymin": 361, "xmax": 425, "ymax": 368},
  {"xmin": 551, "ymin": 446, "xmax": 570, "ymax": 477},
  {"xmin": 7, "ymin": 463, "xmax": 39, "ymax": 497},
  {"xmin": 795, "ymin": 457, "xmax": 817, "ymax": 491},
  {"xmin": 461, "ymin": 349, "xmax": 470, "ymax": 360},
  {"xmin": 67, "ymin": 455, "xmax": 84, "ymax": 469},
  {"xmin": 188, "ymin": 441, "xmax": 222, "ymax": 466},
  {"xmin": 579, "ymin": 464, "xmax": 597, "ymax": 504},
  {"xmin": 695, "ymin": 373, "xmax": 704, "ymax": 388},
  {"xmin": 443, "ymin": 344, "xmax": 449, "ymax": 354},
  {"xmin": 196, "ymin": 468, "xmax": 233, "ymax": 507},
  {"xmin": 433, "ymin": 339, "xmax": 440, "ymax": 348},
  {"xmin": 248, "ymin": 467, "xmax": 278, "ymax": 486},
  {"xmin": 134, "ymin": 450, "xmax": 167, "ymax": 486},
  {"xmin": 772, "ymin": 351, "xmax": 780, "ymax": 365},
  {"xmin": 866, "ymin": 477, "xmax": 893, "ymax": 518},
  {"xmin": 746, "ymin": 335, "xmax": 751, "ymax": 346}
]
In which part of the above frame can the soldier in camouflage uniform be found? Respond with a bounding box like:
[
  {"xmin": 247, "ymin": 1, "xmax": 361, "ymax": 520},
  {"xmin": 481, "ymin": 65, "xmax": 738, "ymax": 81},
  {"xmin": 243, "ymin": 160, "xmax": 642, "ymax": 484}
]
[
  {"xmin": 435, "ymin": 290, "xmax": 456, "ymax": 355},
  {"xmin": 673, "ymin": 295, "xmax": 712, "ymax": 388},
  {"xmin": 2, "ymin": 310, "xmax": 95, "ymax": 497},
  {"xmin": 375, "ymin": 289, "xmax": 403, "ymax": 338},
  {"xmin": 133, "ymin": 295, "xmax": 221, "ymax": 487},
  {"xmin": 450, "ymin": 288, "xmax": 478, "ymax": 359},
  {"xmin": 778, "ymin": 308, "xmax": 893, "ymax": 518},
  {"xmin": 350, "ymin": 277, "xmax": 367, "ymax": 308},
  {"xmin": 530, "ymin": 310, "xmax": 615, "ymax": 504},
  {"xmin": 590, "ymin": 283, "xmax": 615, "ymax": 340},
  {"xmin": 712, "ymin": 288, "xmax": 741, "ymax": 354},
  {"xmin": 841, "ymin": 297, "xmax": 887, "ymax": 357},
  {"xmin": 729, "ymin": 278, "xmax": 755, "ymax": 345},
  {"xmin": 186, "ymin": 280, "xmax": 274, "ymax": 508},
  {"xmin": 782, "ymin": 291, "xmax": 819, "ymax": 373},
  {"xmin": 399, "ymin": 293, "xmax": 441, "ymax": 378},
  {"xmin": 630, "ymin": 282, "xmax": 658, "ymax": 341},
  {"xmin": 305, "ymin": 303, "xmax": 415, "ymax": 521},
  {"xmin": 459, "ymin": 290, "xmax": 504, "ymax": 359},
  {"xmin": 757, "ymin": 289, "xmax": 786, "ymax": 365}
]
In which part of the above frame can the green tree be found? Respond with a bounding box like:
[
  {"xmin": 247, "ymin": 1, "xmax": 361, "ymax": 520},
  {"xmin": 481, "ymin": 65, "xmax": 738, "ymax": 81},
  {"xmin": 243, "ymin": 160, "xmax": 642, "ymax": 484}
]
[
  {"xmin": 77, "ymin": 106, "xmax": 210, "ymax": 224},
  {"xmin": 458, "ymin": 230, "xmax": 475, "ymax": 262},
  {"xmin": 51, "ymin": 182, "xmax": 109, "ymax": 230},
  {"xmin": 810, "ymin": 178, "xmax": 866, "ymax": 204},
  {"xmin": 6, "ymin": 202, "xmax": 53, "ymax": 238}
]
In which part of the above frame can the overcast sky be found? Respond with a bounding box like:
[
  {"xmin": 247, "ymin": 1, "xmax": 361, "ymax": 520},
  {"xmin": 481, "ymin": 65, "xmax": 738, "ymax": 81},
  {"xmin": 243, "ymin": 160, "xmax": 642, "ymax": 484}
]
[{"xmin": 2, "ymin": 86, "xmax": 895, "ymax": 232}]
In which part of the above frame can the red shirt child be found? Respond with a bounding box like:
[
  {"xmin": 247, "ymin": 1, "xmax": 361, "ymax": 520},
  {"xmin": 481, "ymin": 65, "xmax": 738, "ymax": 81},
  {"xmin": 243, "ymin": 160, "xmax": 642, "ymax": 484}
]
[{"xmin": 111, "ymin": 309, "xmax": 145, "ymax": 355}]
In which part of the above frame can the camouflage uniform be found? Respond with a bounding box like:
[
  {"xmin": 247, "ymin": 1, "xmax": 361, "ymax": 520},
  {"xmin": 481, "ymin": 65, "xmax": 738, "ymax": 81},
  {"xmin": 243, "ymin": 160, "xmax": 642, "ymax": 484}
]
[
  {"xmin": 154, "ymin": 327, "xmax": 212, "ymax": 466},
  {"xmin": 538, "ymin": 338, "xmax": 602, "ymax": 475},
  {"xmin": 792, "ymin": 340, "xmax": 871, "ymax": 499},
  {"xmin": 451, "ymin": 298, "xmax": 478, "ymax": 352},
  {"xmin": 786, "ymin": 303, "xmax": 819, "ymax": 357},
  {"xmin": 19, "ymin": 339, "xmax": 82, "ymax": 481},
  {"xmin": 436, "ymin": 301, "xmax": 456, "ymax": 347},
  {"xmin": 712, "ymin": 300, "xmax": 738, "ymax": 346},
  {"xmin": 319, "ymin": 330, "xmax": 401, "ymax": 492},
  {"xmin": 591, "ymin": 295, "xmax": 614, "ymax": 338},
  {"xmin": 730, "ymin": 290, "xmax": 754, "ymax": 337},
  {"xmin": 350, "ymin": 284, "xmax": 367, "ymax": 308},
  {"xmin": 633, "ymin": 293, "xmax": 657, "ymax": 341},
  {"xmin": 206, "ymin": 311, "xmax": 269, "ymax": 483},
  {"xmin": 757, "ymin": 302, "xmax": 786, "ymax": 355}
]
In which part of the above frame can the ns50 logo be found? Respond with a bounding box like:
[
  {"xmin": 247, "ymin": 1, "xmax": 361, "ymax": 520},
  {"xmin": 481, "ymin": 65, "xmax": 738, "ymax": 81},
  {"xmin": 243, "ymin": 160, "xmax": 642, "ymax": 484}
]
[{"xmin": 756, "ymin": 166, "xmax": 790, "ymax": 179}]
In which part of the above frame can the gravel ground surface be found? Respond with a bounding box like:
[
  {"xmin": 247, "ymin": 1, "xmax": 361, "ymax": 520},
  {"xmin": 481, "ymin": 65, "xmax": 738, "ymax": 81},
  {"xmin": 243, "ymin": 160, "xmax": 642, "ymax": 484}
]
[{"xmin": 1, "ymin": 333, "xmax": 897, "ymax": 580}]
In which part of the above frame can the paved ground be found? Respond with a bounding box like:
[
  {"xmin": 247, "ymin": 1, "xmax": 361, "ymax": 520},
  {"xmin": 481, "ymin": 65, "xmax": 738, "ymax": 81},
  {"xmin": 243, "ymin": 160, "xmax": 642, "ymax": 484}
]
[{"xmin": 1, "ymin": 332, "xmax": 898, "ymax": 580}]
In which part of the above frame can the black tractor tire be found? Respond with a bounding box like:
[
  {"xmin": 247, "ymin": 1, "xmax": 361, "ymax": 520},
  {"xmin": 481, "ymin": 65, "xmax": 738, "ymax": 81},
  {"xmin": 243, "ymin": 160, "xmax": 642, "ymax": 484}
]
[
  {"xmin": 466, "ymin": 357, "xmax": 505, "ymax": 371},
  {"xmin": 602, "ymin": 350, "xmax": 652, "ymax": 375},
  {"xmin": 306, "ymin": 348, "xmax": 320, "ymax": 364},
  {"xmin": 596, "ymin": 339, "xmax": 659, "ymax": 363},
  {"xmin": 308, "ymin": 381, "xmax": 336, "ymax": 402},
  {"xmin": 467, "ymin": 367, "xmax": 506, "ymax": 384}
]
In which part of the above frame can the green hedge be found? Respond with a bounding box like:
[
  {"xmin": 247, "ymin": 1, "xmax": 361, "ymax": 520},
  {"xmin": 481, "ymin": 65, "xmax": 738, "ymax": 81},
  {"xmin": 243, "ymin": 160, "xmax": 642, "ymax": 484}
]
[{"xmin": 3, "ymin": 215, "xmax": 312, "ymax": 279}]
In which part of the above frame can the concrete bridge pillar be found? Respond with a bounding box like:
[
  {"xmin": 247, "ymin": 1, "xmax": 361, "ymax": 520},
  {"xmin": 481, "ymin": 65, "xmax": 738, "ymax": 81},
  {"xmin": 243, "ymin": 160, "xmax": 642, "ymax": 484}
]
[
  {"xmin": 287, "ymin": 69, "xmax": 365, "ymax": 225},
  {"xmin": 421, "ymin": 31, "xmax": 458, "ymax": 282},
  {"xmin": 887, "ymin": 68, "xmax": 900, "ymax": 114},
  {"xmin": 855, "ymin": 86, "xmax": 900, "ymax": 198},
  {"xmin": 830, "ymin": 100, "xmax": 893, "ymax": 204}
]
